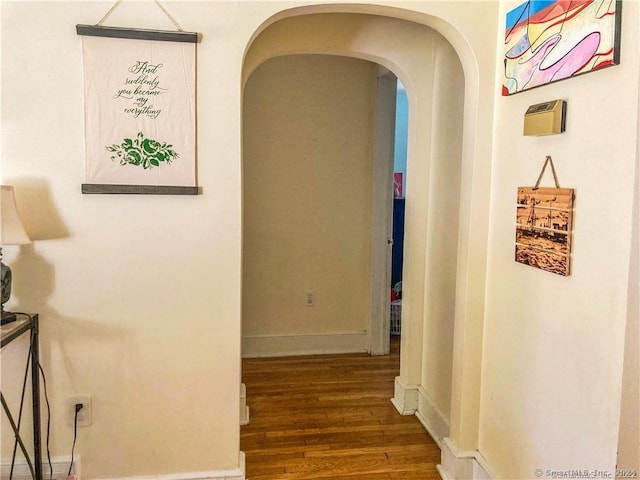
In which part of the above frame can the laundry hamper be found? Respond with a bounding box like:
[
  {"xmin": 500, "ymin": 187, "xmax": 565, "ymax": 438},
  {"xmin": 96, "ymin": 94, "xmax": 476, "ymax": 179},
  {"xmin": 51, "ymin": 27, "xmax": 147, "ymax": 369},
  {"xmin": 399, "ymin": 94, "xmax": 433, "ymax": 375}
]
[{"xmin": 390, "ymin": 299, "xmax": 402, "ymax": 335}]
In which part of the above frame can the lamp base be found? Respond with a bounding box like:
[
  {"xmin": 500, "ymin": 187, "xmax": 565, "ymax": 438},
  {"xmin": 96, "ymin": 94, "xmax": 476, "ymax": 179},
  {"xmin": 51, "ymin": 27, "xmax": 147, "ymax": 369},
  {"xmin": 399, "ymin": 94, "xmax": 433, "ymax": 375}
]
[
  {"xmin": 1, "ymin": 310, "xmax": 17, "ymax": 325},
  {"xmin": 1, "ymin": 260, "xmax": 11, "ymax": 305},
  {"xmin": 1, "ymin": 257, "xmax": 17, "ymax": 325}
]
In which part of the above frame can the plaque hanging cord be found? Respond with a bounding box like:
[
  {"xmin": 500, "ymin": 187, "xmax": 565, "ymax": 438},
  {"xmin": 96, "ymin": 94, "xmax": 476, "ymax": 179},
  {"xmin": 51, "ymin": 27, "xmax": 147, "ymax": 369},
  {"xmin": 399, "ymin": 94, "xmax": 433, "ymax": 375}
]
[
  {"xmin": 533, "ymin": 155, "xmax": 561, "ymax": 190},
  {"xmin": 96, "ymin": 0, "xmax": 184, "ymax": 32}
]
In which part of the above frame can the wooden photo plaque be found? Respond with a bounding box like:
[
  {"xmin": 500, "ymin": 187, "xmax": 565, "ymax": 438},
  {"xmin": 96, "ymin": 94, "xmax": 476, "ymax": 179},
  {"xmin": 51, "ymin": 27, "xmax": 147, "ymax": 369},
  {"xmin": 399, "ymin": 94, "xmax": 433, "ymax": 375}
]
[{"xmin": 515, "ymin": 186, "xmax": 574, "ymax": 276}]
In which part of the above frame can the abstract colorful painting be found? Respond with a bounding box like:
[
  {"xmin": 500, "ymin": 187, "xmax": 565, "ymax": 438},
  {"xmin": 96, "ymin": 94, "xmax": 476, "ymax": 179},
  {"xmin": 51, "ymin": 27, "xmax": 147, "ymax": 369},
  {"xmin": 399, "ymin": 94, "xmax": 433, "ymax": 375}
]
[{"xmin": 503, "ymin": 0, "xmax": 622, "ymax": 95}]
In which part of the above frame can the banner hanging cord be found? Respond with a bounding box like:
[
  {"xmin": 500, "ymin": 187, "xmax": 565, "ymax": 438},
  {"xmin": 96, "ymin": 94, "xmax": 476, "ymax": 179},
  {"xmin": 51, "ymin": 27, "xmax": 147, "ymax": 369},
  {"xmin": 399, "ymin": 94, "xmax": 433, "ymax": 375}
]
[
  {"xmin": 153, "ymin": 1, "xmax": 184, "ymax": 31},
  {"xmin": 95, "ymin": 0, "xmax": 184, "ymax": 31},
  {"xmin": 96, "ymin": 0, "xmax": 121, "ymax": 26}
]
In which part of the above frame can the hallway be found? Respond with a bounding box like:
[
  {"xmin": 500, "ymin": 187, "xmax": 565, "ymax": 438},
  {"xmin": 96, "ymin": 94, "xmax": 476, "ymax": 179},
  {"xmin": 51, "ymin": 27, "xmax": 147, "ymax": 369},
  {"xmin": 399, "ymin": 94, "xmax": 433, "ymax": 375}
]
[{"xmin": 241, "ymin": 338, "xmax": 441, "ymax": 479}]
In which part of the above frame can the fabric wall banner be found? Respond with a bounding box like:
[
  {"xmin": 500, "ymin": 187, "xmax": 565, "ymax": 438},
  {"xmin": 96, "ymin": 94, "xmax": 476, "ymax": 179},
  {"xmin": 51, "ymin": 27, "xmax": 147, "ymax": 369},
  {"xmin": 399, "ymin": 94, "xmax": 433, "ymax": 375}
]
[{"xmin": 77, "ymin": 26, "xmax": 198, "ymax": 193}]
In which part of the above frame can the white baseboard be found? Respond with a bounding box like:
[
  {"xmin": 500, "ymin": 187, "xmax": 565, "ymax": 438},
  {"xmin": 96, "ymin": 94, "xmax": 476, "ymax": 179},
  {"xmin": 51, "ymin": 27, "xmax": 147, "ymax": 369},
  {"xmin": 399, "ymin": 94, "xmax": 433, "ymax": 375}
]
[
  {"xmin": 240, "ymin": 383, "xmax": 250, "ymax": 426},
  {"xmin": 391, "ymin": 376, "xmax": 419, "ymax": 415},
  {"xmin": 240, "ymin": 406, "xmax": 250, "ymax": 426},
  {"xmin": 391, "ymin": 382, "xmax": 494, "ymax": 480},
  {"xmin": 1, "ymin": 456, "xmax": 77, "ymax": 480},
  {"xmin": 242, "ymin": 332, "xmax": 369, "ymax": 358},
  {"xmin": 473, "ymin": 451, "xmax": 496, "ymax": 480},
  {"xmin": 415, "ymin": 386, "xmax": 449, "ymax": 449},
  {"xmin": 440, "ymin": 438, "xmax": 474, "ymax": 480},
  {"xmin": 2, "ymin": 453, "xmax": 245, "ymax": 480},
  {"xmin": 92, "ymin": 452, "xmax": 245, "ymax": 480},
  {"xmin": 437, "ymin": 463, "xmax": 453, "ymax": 480},
  {"xmin": 438, "ymin": 437, "xmax": 495, "ymax": 480}
]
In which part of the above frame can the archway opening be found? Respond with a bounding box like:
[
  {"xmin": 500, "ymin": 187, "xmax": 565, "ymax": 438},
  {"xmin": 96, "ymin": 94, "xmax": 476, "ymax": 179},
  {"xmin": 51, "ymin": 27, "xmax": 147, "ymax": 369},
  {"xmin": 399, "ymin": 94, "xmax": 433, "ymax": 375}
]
[{"xmin": 239, "ymin": 7, "xmax": 484, "ymax": 472}]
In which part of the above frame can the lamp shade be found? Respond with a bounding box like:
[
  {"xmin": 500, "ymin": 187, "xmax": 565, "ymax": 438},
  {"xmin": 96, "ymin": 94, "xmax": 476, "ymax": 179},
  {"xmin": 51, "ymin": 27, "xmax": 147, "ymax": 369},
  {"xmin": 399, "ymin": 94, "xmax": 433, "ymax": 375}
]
[{"xmin": 1, "ymin": 185, "xmax": 31, "ymax": 245}]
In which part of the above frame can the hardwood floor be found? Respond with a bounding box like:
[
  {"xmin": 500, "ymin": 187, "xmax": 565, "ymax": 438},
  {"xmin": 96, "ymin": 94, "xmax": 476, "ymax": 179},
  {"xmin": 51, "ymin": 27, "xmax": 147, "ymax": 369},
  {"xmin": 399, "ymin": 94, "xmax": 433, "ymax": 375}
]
[{"xmin": 241, "ymin": 337, "xmax": 441, "ymax": 479}]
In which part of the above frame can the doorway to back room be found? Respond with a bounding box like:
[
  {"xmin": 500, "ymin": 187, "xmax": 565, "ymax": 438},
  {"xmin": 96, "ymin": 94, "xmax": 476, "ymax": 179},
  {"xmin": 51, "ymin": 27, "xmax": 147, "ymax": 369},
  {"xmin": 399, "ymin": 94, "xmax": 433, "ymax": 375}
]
[{"xmin": 390, "ymin": 80, "xmax": 408, "ymax": 340}]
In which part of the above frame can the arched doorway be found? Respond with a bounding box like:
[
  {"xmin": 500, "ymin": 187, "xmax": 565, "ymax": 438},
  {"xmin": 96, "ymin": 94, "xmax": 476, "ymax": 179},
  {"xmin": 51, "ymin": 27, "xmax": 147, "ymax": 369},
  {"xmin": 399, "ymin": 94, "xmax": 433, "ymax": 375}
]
[{"xmin": 240, "ymin": 6, "xmax": 493, "ymax": 470}]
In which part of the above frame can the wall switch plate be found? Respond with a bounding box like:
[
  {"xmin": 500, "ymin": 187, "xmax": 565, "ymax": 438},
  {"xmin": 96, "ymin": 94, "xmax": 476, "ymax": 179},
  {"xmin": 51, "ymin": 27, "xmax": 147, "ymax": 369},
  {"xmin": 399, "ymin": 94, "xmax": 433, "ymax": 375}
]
[
  {"xmin": 306, "ymin": 290, "xmax": 315, "ymax": 306},
  {"xmin": 67, "ymin": 395, "xmax": 92, "ymax": 427}
]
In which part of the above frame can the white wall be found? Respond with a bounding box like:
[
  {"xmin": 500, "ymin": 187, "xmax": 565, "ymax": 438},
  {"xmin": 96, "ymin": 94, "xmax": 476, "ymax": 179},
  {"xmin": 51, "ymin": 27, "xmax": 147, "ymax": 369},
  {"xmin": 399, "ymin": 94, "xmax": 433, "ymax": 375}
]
[
  {"xmin": 242, "ymin": 54, "xmax": 376, "ymax": 356},
  {"xmin": 420, "ymin": 36, "xmax": 464, "ymax": 426},
  {"xmin": 616, "ymin": 36, "xmax": 640, "ymax": 473},
  {"xmin": 479, "ymin": 1, "xmax": 640, "ymax": 478},
  {"xmin": 1, "ymin": 2, "xmax": 245, "ymax": 477},
  {"xmin": 0, "ymin": 1, "xmax": 507, "ymax": 478}
]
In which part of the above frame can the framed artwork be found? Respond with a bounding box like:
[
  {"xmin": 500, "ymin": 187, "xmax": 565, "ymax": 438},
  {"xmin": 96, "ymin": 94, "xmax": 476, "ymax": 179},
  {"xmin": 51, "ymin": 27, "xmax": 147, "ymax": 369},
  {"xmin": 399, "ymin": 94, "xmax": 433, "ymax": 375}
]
[
  {"xmin": 393, "ymin": 173, "xmax": 403, "ymax": 198},
  {"xmin": 515, "ymin": 186, "xmax": 574, "ymax": 276},
  {"xmin": 77, "ymin": 25, "xmax": 200, "ymax": 194},
  {"xmin": 503, "ymin": 0, "xmax": 622, "ymax": 95}
]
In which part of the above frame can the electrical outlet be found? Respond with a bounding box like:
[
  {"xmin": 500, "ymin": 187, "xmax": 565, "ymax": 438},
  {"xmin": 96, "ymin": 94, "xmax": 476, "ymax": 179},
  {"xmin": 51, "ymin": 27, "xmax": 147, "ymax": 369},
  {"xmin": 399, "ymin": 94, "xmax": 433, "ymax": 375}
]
[
  {"xmin": 67, "ymin": 395, "xmax": 92, "ymax": 427},
  {"xmin": 306, "ymin": 290, "xmax": 315, "ymax": 306}
]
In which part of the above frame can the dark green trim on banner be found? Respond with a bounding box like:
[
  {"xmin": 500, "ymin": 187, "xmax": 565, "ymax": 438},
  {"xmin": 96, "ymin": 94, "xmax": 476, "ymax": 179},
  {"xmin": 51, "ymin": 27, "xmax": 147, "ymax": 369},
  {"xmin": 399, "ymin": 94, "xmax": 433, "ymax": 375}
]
[{"xmin": 76, "ymin": 24, "xmax": 199, "ymax": 43}]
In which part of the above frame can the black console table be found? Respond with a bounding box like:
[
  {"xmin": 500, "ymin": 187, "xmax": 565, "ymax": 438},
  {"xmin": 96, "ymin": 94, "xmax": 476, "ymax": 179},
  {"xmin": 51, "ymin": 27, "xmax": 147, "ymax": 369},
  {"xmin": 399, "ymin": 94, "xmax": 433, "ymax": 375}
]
[{"xmin": 1, "ymin": 313, "xmax": 42, "ymax": 480}]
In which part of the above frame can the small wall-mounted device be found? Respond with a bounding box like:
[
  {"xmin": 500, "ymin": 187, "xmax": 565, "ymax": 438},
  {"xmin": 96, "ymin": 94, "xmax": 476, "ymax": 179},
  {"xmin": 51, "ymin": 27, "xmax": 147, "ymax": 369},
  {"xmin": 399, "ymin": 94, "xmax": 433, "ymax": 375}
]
[{"xmin": 523, "ymin": 99, "xmax": 567, "ymax": 136}]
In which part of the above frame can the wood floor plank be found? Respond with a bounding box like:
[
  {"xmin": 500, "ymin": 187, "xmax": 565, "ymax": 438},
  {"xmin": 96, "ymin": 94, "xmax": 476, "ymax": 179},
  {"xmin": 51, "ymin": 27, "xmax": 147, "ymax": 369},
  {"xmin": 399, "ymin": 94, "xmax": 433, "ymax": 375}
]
[{"xmin": 241, "ymin": 337, "xmax": 440, "ymax": 478}]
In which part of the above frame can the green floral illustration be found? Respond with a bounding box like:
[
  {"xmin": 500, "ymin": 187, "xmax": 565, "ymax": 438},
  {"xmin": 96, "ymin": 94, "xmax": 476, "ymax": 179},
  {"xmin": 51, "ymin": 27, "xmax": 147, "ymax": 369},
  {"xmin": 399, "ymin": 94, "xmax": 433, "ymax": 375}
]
[{"xmin": 106, "ymin": 132, "xmax": 179, "ymax": 169}]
